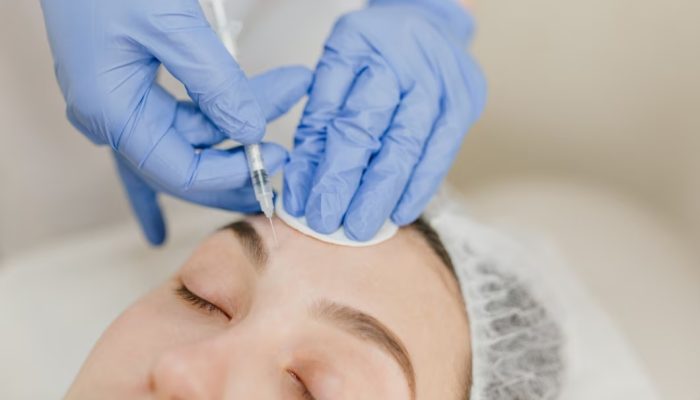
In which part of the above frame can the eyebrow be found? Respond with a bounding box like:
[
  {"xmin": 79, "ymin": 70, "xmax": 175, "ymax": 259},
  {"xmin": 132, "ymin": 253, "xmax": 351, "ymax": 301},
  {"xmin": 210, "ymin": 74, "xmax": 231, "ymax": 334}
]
[
  {"xmin": 221, "ymin": 220, "xmax": 269, "ymax": 270},
  {"xmin": 223, "ymin": 220, "xmax": 416, "ymax": 397},
  {"xmin": 311, "ymin": 300, "xmax": 416, "ymax": 398}
]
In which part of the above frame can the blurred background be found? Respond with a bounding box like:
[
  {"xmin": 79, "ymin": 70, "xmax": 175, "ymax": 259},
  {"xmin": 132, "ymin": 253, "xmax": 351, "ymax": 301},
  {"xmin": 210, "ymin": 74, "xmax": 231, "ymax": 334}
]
[{"xmin": 0, "ymin": 0, "xmax": 698, "ymax": 398}]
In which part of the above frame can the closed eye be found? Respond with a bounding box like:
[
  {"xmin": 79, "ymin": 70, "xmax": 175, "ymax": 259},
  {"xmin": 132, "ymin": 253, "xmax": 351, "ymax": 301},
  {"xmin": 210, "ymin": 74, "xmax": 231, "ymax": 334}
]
[
  {"xmin": 175, "ymin": 284, "xmax": 230, "ymax": 319},
  {"xmin": 287, "ymin": 370, "xmax": 317, "ymax": 400}
]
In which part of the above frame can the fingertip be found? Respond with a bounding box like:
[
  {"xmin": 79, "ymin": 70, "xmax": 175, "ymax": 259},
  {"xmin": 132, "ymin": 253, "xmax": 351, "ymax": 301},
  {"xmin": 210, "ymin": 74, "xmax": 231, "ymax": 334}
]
[
  {"xmin": 143, "ymin": 222, "xmax": 167, "ymax": 246},
  {"xmin": 259, "ymin": 142, "xmax": 289, "ymax": 173},
  {"xmin": 231, "ymin": 106, "xmax": 266, "ymax": 145},
  {"xmin": 251, "ymin": 65, "xmax": 313, "ymax": 87},
  {"xmin": 306, "ymin": 218, "xmax": 340, "ymax": 235},
  {"xmin": 282, "ymin": 180, "xmax": 305, "ymax": 217},
  {"xmin": 132, "ymin": 198, "xmax": 167, "ymax": 246},
  {"xmin": 344, "ymin": 218, "xmax": 376, "ymax": 242},
  {"xmin": 251, "ymin": 66, "xmax": 314, "ymax": 122},
  {"xmin": 344, "ymin": 201, "xmax": 386, "ymax": 242},
  {"xmin": 304, "ymin": 191, "xmax": 344, "ymax": 235},
  {"xmin": 391, "ymin": 207, "xmax": 420, "ymax": 227},
  {"xmin": 282, "ymin": 154, "xmax": 317, "ymax": 217},
  {"xmin": 114, "ymin": 154, "xmax": 167, "ymax": 246},
  {"xmin": 277, "ymin": 65, "xmax": 314, "ymax": 88},
  {"xmin": 199, "ymin": 77, "xmax": 266, "ymax": 145}
]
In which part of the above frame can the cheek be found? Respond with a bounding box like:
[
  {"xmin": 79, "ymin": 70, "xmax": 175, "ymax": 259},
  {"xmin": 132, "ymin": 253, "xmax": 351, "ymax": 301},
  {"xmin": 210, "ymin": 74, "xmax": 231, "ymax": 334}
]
[
  {"xmin": 69, "ymin": 283, "xmax": 223, "ymax": 396},
  {"xmin": 69, "ymin": 291, "xmax": 170, "ymax": 395}
]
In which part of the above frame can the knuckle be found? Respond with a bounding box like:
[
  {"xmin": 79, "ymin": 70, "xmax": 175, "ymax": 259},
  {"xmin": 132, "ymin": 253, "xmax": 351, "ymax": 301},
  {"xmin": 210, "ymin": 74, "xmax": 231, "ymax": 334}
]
[
  {"xmin": 66, "ymin": 82, "xmax": 103, "ymax": 121},
  {"xmin": 64, "ymin": 82, "xmax": 111, "ymax": 144},
  {"xmin": 194, "ymin": 73, "xmax": 240, "ymax": 106},
  {"xmin": 386, "ymin": 130, "xmax": 424, "ymax": 161},
  {"xmin": 330, "ymin": 118, "xmax": 382, "ymax": 150}
]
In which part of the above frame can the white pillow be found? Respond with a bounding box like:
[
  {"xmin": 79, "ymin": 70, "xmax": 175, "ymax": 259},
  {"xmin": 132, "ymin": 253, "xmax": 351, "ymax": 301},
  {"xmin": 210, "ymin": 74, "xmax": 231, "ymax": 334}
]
[{"xmin": 0, "ymin": 206, "xmax": 660, "ymax": 399}]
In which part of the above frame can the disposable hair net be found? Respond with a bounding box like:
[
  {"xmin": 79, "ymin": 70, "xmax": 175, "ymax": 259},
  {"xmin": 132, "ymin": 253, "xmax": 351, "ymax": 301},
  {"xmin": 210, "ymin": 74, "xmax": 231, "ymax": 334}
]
[{"xmin": 424, "ymin": 192, "xmax": 565, "ymax": 400}]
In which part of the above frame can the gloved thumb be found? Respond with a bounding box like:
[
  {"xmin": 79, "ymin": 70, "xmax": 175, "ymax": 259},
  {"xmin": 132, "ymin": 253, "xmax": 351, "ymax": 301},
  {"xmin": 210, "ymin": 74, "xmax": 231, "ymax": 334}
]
[
  {"xmin": 114, "ymin": 153, "xmax": 166, "ymax": 246},
  {"xmin": 249, "ymin": 66, "xmax": 313, "ymax": 122},
  {"xmin": 134, "ymin": 0, "xmax": 265, "ymax": 145}
]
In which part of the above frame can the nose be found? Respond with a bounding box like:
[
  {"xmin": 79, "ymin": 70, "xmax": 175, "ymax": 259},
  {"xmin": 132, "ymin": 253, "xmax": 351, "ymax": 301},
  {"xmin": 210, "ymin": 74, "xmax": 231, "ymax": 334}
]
[
  {"xmin": 149, "ymin": 327, "xmax": 276, "ymax": 399},
  {"xmin": 150, "ymin": 345, "xmax": 222, "ymax": 400}
]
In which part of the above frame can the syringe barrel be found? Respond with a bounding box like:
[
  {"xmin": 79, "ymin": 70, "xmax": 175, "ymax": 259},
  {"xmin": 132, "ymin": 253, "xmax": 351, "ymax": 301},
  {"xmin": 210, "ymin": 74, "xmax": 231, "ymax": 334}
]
[
  {"xmin": 244, "ymin": 144, "xmax": 266, "ymax": 172},
  {"xmin": 245, "ymin": 144, "xmax": 275, "ymax": 217},
  {"xmin": 249, "ymin": 168, "xmax": 270, "ymax": 197}
]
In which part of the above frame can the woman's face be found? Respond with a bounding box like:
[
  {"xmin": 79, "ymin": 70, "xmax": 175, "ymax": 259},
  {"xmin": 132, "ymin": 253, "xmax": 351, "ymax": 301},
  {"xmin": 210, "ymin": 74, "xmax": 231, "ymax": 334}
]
[{"xmin": 66, "ymin": 216, "xmax": 469, "ymax": 400}]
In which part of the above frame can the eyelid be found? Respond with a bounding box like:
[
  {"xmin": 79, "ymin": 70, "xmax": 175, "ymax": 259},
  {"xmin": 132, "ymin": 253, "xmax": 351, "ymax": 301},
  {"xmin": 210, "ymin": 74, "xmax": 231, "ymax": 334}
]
[
  {"xmin": 287, "ymin": 370, "xmax": 317, "ymax": 400},
  {"xmin": 175, "ymin": 283, "xmax": 231, "ymax": 320}
]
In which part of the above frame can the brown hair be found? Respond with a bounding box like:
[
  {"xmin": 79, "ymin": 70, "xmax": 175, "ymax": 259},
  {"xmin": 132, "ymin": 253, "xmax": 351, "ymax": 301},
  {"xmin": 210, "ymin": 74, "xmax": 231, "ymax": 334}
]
[{"xmin": 409, "ymin": 217, "xmax": 471, "ymax": 400}]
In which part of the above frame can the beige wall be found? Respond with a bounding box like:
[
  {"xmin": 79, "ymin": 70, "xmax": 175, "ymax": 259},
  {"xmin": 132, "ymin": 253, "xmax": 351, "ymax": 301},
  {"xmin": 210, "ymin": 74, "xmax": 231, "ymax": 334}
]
[
  {"xmin": 0, "ymin": 1, "xmax": 128, "ymax": 258},
  {"xmin": 1, "ymin": 0, "xmax": 698, "ymax": 258},
  {"xmin": 451, "ymin": 0, "xmax": 700, "ymax": 247}
]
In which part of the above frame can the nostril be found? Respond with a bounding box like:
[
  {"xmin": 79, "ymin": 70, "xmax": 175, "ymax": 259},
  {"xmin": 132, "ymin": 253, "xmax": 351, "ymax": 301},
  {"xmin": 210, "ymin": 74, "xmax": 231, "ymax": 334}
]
[{"xmin": 150, "ymin": 352, "xmax": 205, "ymax": 400}]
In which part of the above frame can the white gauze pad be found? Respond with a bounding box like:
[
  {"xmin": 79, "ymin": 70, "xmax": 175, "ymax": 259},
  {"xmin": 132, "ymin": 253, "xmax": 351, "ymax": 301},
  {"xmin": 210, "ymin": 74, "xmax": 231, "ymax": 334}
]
[{"xmin": 275, "ymin": 194, "xmax": 399, "ymax": 247}]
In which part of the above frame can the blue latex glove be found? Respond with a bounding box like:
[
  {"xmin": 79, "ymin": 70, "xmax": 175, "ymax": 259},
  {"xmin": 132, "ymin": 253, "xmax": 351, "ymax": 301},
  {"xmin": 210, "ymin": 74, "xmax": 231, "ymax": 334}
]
[
  {"xmin": 284, "ymin": 0, "xmax": 487, "ymax": 241},
  {"xmin": 115, "ymin": 67, "xmax": 312, "ymax": 245},
  {"xmin": 40, "ymin": 0, "xmax": 311, "ymax": 244}
]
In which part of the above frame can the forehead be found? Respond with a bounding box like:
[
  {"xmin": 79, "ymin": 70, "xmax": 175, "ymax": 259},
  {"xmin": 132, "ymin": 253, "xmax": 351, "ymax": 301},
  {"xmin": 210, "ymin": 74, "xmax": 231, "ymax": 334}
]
[
  {"xmin": 231, "ymin": 216, "xmax": 470, "ymax": 399},
  {"xmin": 243, "ymin": 215, "xmax": 459, "ymax": 299}
]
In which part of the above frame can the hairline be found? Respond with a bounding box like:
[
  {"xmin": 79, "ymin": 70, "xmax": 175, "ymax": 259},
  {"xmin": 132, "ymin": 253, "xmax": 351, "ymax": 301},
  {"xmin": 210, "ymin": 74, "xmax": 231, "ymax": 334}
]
[
  {"xmin": 221, "ymin": 216, "xmax": 472, "ymax": 400},
  {"xmin": 408, "ymin": 217, "xmax": 472, "ymax": 400}
]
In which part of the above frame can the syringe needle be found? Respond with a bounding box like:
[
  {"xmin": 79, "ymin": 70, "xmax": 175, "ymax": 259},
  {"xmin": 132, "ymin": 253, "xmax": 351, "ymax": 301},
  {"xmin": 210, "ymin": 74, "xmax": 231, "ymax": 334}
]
[{"xmin": 268, "ymin": 217, "xmax": 279, "ymax": 247}]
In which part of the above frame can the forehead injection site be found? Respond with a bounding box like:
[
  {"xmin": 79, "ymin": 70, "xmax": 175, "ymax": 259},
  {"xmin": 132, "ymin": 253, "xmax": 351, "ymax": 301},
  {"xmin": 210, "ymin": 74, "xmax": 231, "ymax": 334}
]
[
  {"xmin": 221, "ymin": 220, "xmax": 269, "ymax": 269},
  {"xmin": 221, "ymin": 219, "xmax": 416, "ymax": 398}
]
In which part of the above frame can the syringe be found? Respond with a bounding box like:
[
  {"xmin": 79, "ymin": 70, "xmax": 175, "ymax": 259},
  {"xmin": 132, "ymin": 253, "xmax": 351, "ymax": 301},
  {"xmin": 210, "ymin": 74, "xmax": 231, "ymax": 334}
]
[
  {"xmin": 245, "ymin": 144, "xmax": 277, "ymax": 242},
  {"xmin": 204, "ymin": 0, "xmax": 277, "ymax": 243}
]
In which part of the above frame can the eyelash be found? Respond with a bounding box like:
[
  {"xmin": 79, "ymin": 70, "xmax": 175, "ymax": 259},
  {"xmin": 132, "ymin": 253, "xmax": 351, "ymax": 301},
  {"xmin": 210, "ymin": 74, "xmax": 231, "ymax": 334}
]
[
  {"xmin": 176, "ymin": 285, "xmax": 315, "ymax": 399},
  {"xmin": 288, "ymin": 370, "xmax": 317, "ymax": 400},
  {"xmin": 175, "ymin": 284, "xmax": 230, "ymax": 319}
]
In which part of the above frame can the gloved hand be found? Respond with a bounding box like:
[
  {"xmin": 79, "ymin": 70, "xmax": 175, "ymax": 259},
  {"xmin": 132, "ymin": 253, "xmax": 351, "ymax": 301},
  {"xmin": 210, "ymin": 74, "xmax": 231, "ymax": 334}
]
[
  {"xmin": 39, "ymin": 0, "xmax": 311, "ymax": 244},
  {"xmin": 115, "ymin": 67, "xmax": 312, "ymax": 245},
  {"xmin": 283, "ymin": 0, "xmax": 487, "ymax": 241}
]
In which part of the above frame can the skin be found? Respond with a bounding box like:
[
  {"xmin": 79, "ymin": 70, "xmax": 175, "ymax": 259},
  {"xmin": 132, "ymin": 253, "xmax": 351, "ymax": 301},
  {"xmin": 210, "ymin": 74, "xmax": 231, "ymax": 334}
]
[
  {"xmin": 66, "ymin": 216, "xmax": 470, "ymax": 399},
  {"xmin": 460, "ymin": 0, "xmax": 475, "ymax": 9}
]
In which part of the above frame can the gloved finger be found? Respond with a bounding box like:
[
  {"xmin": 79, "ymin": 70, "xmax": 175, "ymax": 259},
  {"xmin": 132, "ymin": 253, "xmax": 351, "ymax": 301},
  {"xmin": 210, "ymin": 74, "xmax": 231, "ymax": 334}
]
[
  {"xmin": 389, "ymin": 111, "xmax": 458, "ymax": 226},
  {"xmin": 151, "ymin": 152, "xmax": 287, "ymax": 213},
  {"xmin": 119, "ymin": 84, "xmax": 287, "ymax": 193},
  {"xmin": 176, "ymin": 66, "xmax": 312, "ymax": 148},
  {"xmin": 175, "ymin": 101, "xmax": 227, "ymax": 147},
  {"xmin": 343, "ymin": 84, "xmax": 440, "ymax": 241},
  {"xmin": 391, "ymin": 54, "xmax": 487, "ymax": 225},
  {"xmin": 184, "ymin": 142, "xmax": 288, "ymax": 192},
  {"xmin": 135, "ymin": 0, "xmax": 264, "ymax": 144},
  {"xmin": 167, "ymin": 144, "xmax": 289, "ymax": 213},
  {"xmin": 175, "ymin": 185, "xmax": 261, "ymax": 214},
  {"xmin": 249, "ymin": 66, "xmax": 313, "ymax": 122},
  {"xmin": 283, "ymin": 49, "xmax": 358, "ymax": 217},
  {"xmin": 114, "ymin": 153, "xmax": 166, "ymax": 246},
  {"xmin": 304, "ymin": 60, "xmax": 401, "ymax": 234}
]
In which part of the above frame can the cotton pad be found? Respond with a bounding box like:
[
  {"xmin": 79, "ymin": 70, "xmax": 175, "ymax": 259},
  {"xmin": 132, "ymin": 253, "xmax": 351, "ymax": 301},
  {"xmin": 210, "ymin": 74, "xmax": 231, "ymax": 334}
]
[{"xmin": 275, "ymin": 194, "xmax": 398, "ymax": 247}]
